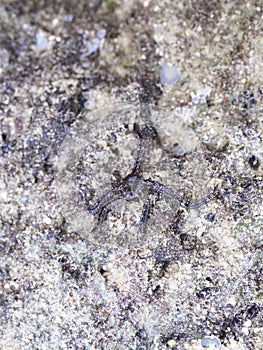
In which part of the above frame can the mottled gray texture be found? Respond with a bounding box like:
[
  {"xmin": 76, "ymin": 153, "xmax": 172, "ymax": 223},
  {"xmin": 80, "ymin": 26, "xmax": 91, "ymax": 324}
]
[{"xmin": 0, "ymin": 1, "xmax": 262, "ymax": 349}]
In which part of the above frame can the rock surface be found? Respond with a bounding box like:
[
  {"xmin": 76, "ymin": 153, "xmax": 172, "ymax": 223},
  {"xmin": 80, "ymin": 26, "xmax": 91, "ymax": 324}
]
[{"xmin": 0, "ymin": 1, "xmax": 262, "ymax": 349}]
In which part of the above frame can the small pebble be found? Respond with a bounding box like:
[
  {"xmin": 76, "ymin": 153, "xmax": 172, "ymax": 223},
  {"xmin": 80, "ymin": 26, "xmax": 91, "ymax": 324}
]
[
  {"xmin": 167, "ymin": 339, "xmax": 176, "ymax": 347},
  {"xmin": 241, "ymin": 327, "xmax": 249, "ymax": 336},
  {"xmin": 0, "ymin": 48, "xmax": 9, "ymax": 71},
  {"xmin": 196, "ymin": 226, "xmax": 206, "ymax": 237},
  {"xmin": 97, "ymin": 28, "xmax": 107, "ymax": 39},
  {"xmin": 36, "ymin": 33, "xmax": 48, "ymax": 51},
  {"xmin": 243, "ymin": 319, "xmax": 252, "ymax": 328},
  {"xmin": 205, "ymin": 213, "xmax": 215, "ymax": 222},
  {"xmin": 160, "ymin": 63, "xmax": 180, "ymax": 85},
  {"xmin": 43, "ymin": 216, "xmax": 52, "ymax": 225},
  {"xmin": 201, "ymin": 335, "xmax": 221, "ymax": 349},
  {"xmin": 248, "ymin": 155, "xmax": 260, "ymax": 169},
  {"xmin": 191, "ymin": 86, "xmax": 211, "ymax": 104},
  {"xmin": 64, "ymin": 15, "xmax": 73, "ymax": 22}
]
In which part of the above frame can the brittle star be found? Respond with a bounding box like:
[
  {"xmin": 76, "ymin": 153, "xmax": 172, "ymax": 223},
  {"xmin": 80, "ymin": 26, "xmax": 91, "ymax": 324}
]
[{"xmin": 78, "ymin": 115, "xmax": 218, "ymax": 232}]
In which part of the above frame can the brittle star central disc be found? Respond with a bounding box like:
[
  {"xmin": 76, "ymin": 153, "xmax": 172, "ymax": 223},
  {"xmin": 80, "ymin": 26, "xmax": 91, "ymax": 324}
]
[{"xmin": 55, "ymin": 103, "xmax": 214, "ymax": 247}]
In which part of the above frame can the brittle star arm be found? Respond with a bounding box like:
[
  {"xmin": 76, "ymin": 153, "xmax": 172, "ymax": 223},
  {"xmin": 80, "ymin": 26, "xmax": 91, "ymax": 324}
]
[
  {"xmin": 83, "ymin": 182, "xmax": 132, "ymax": 221},
  {"xmin": 139, "ymin": 197, "xmax": 151, "ymax": 232},
  {"xmin": 142, "ymin": 178, "xmax": 217, "ymax": 209},
  {"xmin": 130, "ymin": 122, "xmax": 161, "ymax": 177},
  {"xmin": 130, "ymin": 138, "xmax": 147, "ymax": 176},
  {"xmin": 187, "ymin": 190, "xmax": 219, "ymax": 209},
  {"xmin": 139, "ymin": 190, "xmax": 161, "ymax": 233}
]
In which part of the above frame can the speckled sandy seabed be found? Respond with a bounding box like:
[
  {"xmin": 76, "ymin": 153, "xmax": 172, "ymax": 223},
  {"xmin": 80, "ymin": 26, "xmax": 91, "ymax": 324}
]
[{"xmin": 0, "ymin": 1, "xmax": 262, "ymax": 349}]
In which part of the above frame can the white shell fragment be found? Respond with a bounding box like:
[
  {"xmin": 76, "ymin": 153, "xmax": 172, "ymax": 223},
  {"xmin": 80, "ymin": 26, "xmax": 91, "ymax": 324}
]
[
  {"xmin": 160, "ymin": 63, "xmax": 181, "ymax": 85},
  {"xmin": 86, "ymin": 29, "xmax": 106, "ymax": 56},
  {"xmin": 191, "ymin": 85, "xmax": 212, "ymax": 104},
  {"xmin": 201, "ymin": 335, "xmax": 221, "ymax": 349},
  {"xmin": 36, "ymin": 32, "xmax": 49, "ymax": 51}
]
